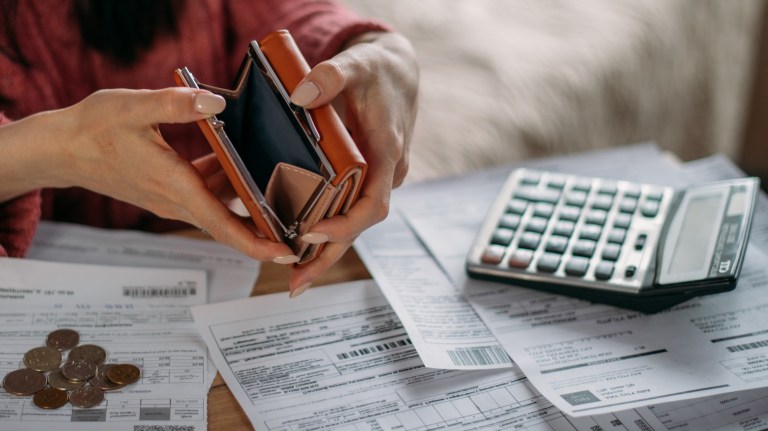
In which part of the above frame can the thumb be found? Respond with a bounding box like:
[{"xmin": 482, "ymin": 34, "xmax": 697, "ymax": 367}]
[
  {"xmin": 124, "ymin": 88, "xmax": 226, "ymax": 126},
  {"xmin": 290, "ymin": 59, "xmax": 350, "ymax": 109}
]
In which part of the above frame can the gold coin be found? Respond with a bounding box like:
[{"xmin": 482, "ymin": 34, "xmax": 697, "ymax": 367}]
[
  {"xmin": 89, "ymin": 364, "xmax": 125, "ymax": 391},
  {"xmin": 69, "ymin": 386, "xmax": 104, "ymax": 408},
  {"xmin": 60, "ymin": 359, "xmax": 97, "ymax": 382},
  {"xmin": 32, "ymin": 387, "xmax": 69, "ymax": 409},
  {"xmin": 2, "ymin": 368, "xmax": 47, "ymax": 396},
  {"xmin": 47, "ymin": 369, "xmax": 86, "ymax": 391},
  {"xmin": 46, "ymin": 329, "xmax": 80, "ymax": 351},
  {"xmin": 23, "ymin": 347, "xmax": 62, "ymax": 372},
  {"xmin": 68, "ymin": 344, "xmax": 106, "ymax": 365},
  {"xmin": 106, "ymin": 364, "xmax": 141, "ymax": 385}
]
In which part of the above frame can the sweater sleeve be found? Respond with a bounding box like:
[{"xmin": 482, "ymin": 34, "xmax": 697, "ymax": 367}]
[
  {"xmin": 0, "ymin": 114, "xmax": 42, "ymax": 258},
  {"xmin": 223, "ymin": 0, "xmax": 392, "ymax": 68}
]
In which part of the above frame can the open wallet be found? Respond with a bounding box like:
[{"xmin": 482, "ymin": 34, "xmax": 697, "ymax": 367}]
[{"xmin": 174, "ymin": 30, "xmax": 366, "ymax": 263}]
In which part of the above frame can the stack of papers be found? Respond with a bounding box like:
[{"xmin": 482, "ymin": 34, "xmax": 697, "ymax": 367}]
[
  {"xmin": 0, "ymin": 224, "xmax": 261, "ymax": 431},
  {"xmin": 192, "ymin": 143, "xmax": 768, "ymax": 430}
]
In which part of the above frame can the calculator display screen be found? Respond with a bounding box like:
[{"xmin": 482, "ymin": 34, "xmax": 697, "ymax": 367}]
[{"xmin": 668, "ymin": 193, "xmax": 722, "ymax": 274}]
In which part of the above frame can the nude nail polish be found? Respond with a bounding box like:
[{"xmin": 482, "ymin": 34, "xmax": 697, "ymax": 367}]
[
  {"xmin": 194, "ymin": 93, "xmax": 226, "ymax": 114},
  {"xmin": 273, "ymin": 255, "xmax": 300, "ymax": 265},
  {"xmin": 301, "ymin": 232, "xmax": 329, "ymax": 244},
  {"xmin": 290, "ymin": 81, "xmax": 320, "ymax": 106},
  {"xmin": 289, "ymin": 283, "xmax": 311, "ymax": 298}
]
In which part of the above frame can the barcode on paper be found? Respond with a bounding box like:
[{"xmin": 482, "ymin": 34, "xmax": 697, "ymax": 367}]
[
  {"xmin": 447, "ymin": 345, "xmax": 511, "ymax": 367},
  {"xmin": 337, "ymin": 338, "xmax": 412, "ymax": 360},
  {"xmin": 726, "ymin": 339, "xmax": 768, "ymax": 353},
  {"xmin": 123, "ymin": 286, "xmax": 197, "ymax": 298}
]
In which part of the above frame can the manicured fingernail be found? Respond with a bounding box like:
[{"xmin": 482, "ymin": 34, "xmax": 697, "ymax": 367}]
[
  {"xmin": 290, "ymin": 81, "xmax": 320, "ymax": 106},
  {"xmin": 301, "ymin": 232, "xmax": 329, "ymax": 244},
  {"xmin": 273, "ymin": 255, "xmax": 300, "ymax": 265},
  {"xmin": 194, "ymin": 93, "xmax": 226, "ymax": 114},
  {"xmin": 289, "ymin": 282, "xmax": 311, "ymax": 298}
]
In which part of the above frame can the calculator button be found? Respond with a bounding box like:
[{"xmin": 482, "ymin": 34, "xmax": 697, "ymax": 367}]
[
  {"xmin": 572, "ymin": 240, "xmax": 596, "ymax": 257},
  {"xmin": 585, "ymin": 210, "xmax": 608, "ymax": 225},
  {"xmin": 508, "ymin": 249, "xmax": 534, "ymax": 268},
  {"xmin": 518, "ymin": 232, "xmax": 542, "ymax": 250},
  {"xmin": 613, "ymin": 213, "xmax": 632, "ymax": 229},
  {"xmin": 572, "ymin": 179, "xmax": 592, "ymax": 192},
  {"xmin": 536, "ymin": 253, "xmax": 562, "ymax": 273},
  {"xmin": 618, "ymin": 198, "xmax": 638, "ymax": 213},
  {"xmin": 546, "ymin": 176, "xmax": 567, "ymax": 189},
  {"xmin": 526, "ymin": 217, "xmax": 549, "ymax": 234},
  {"xmin": 481, "ymin": 246, "xmax": 506, "ymax": 265},
  {"xmin": 507, "ymin": 199, "xmax": 529, "ymax": 214},
  {"xmin": 579, "ymin": 225, "xmax": 602, "ymax": 241},
  {"xmin": 595, "ymin": 262, "xmax": 615, "ymax": 280},
  {"xmin": 607, "ymin": 228, "xmax": 627, "ymax": 244},
  {"xmin": 645, "ymin": 189, "xmax": 664, "ymax": 201},
  {"xmin": 514, "ymin": 187, "xmax": 561, "ymax": 204},
  {"xmin": 640, "ymin": 201, "xmax": 660, "ymax": 217},
  {"xmin": 533, "ymin": 203, "xmax": 555, "ymax": 218},
  {"xmin": 623, "ymin": 187, "xmax": 641, "ymax": 199},
  {"xmin": 601, "ymin": 243, "xmax": 621, "ymax": 261},
  {"xmin": 520, "ymin": 174, "xmax": 541, "ymax": 185},
  {"xmin": 491, "ymin": 228, "xmax": 515, "ymax": 246},
  {"xmin": 565, "ymin": 257, "xmax": 590, "ymax": 276},
  {"xmin": 625, "ymin": 265, "xmax": 637, "ymax": 278},
  {"xmin": 499, "ymin": 213, "xmax": 521, "ymax": 230},
  {"xmin": 564, "ymin": 191, "xmax": 588, "ymax": 207},
  {"xmin": 598, "ymin": 183, "xmax": 618, "ymax": 195},
  {"xmin": 552, "ymin": 221, "xmax": 576, "ymax": 237},
  {"xmin": 545, "ymin": 236, "xmax": 569, "ymax": 254},
  {"xmin": 634, "ymin": 234, "xmax": 647, "ymax": 250},
  {"xmin": 591, "ymin": 195, "xmax": 614, "ymax": 211},
  {"xmin": 559, "ymin": 206, "xmax": 581, "ymax": 222}
]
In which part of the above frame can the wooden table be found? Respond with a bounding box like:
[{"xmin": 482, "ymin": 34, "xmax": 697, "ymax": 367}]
[{"xmin": 206, "ymin": 249, "xmax": 371, "ymax": 430}]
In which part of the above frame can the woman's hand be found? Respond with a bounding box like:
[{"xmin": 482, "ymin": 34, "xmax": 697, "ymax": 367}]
[
  {"xmin": 0, "ymin": 87, "xmax": 298, "ymax": 264},
  {"xmin": 288, "ymin": 32, "xmax": 419, "ymax": 296}
]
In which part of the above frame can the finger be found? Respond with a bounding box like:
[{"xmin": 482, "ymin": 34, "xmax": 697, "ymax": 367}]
[
  {"xmin": 122, "ymin": 87, "xmax": 225, "ymax": 126},
  {"xmin": 175, "ymin": 178, "xmax": 298, "ymax": 263},
  {"xmin": 191, "ymin": 153, "xmax": 222, "ymax": 177},
  {"xmin": 290, "ymin": 53, "xmax": 362, "ymax": 108},
  {"xmin": 288, "ymin": 240, "xmax": 354, "ymax": 294}
]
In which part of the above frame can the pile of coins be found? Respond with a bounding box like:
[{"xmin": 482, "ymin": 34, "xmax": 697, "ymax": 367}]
[{"xmin": 1, "ymin": 329, "xmax": 141, "ymax": 409}]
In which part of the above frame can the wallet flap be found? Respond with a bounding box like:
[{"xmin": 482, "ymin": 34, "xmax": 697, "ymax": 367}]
[{"xmin": 260, "ymin": 31, "xmax": 368, "ymax": 191}]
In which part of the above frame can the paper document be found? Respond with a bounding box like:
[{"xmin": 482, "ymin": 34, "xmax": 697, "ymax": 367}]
[
  {"xmin": 28, "ymin": 221, "xmax": 261, "ymax": 303},
  {"xmin": 0, "ymin": 259, "xmax": 210, "ymax": 430},
  {"xmin": 354, "ymin": 144, "xmax": 683, "ymax": 371},
  {"xmin": 391, "ymin": 148, "xmax": 768, "ymax": 416},
  {"xmin": 192, "ymin": 280, "xmax": 672, "ymax": 431}
]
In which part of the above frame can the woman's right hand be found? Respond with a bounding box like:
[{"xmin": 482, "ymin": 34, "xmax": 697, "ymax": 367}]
[{"xmin": 0, "ymin": 87, "xmax": 299, "ymax": 263}]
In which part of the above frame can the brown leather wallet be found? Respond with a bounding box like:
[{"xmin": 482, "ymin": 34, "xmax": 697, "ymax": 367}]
[{"xmin": 174, "ymin": 30, "xmax": 366, "ymax": 263}]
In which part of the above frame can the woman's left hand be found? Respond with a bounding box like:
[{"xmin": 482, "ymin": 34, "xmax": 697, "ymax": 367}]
[{"xmin": 287, "ymin": 31, "xmax": 419, "ymax": 296}]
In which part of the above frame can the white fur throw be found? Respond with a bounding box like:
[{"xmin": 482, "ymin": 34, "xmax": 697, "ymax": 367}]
[{"xmin": 341, "ymin": 0, "xmax": 764, "ymax": 181}]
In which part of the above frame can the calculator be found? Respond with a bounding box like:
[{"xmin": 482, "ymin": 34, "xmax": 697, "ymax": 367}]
[{"xmin": 466, "ymin": 169, "xmax": 759, "ymax": 312}]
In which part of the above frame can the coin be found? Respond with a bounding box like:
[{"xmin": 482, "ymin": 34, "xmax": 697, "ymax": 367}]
[
  {"xmin": 89, "ymin": 364, "xmax": 124, "ymax": 391},
  {"xmin": 68, "ymin": 344, "xmax": 106, "ymax": 365},
  {"xmin": 106, "ymin": 364, "xmax": 141, "ymax": 385},
  {"xmin": 2, "ymin": 368, "xmax": 47, "ymax": 396},
  {"xmin": 32, "ymin": 387, "xmax": 69, "ymax": 409},
  {"xmin": 47, "ymin": 369, "xmax": 86, "ymax": 391},
  {"xmin": 69, "ymin": 386, "xmax": 104, "ymax": 408},
  {"xmin": 46, "ymin": 329, "xmax": 80, "ymax": 351},
  {"xmin": 61, "ymin": 359, "xmax": 97, "ymax": 382},
  {"xmin": 23, "ymin": 346, "xmax": 62, "ymax": 372}
]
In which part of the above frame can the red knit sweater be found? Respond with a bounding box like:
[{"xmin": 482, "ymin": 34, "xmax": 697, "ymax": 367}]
[{"xmin": 0, "ymin": 0, "xmax": 388, "ymax": 257}]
